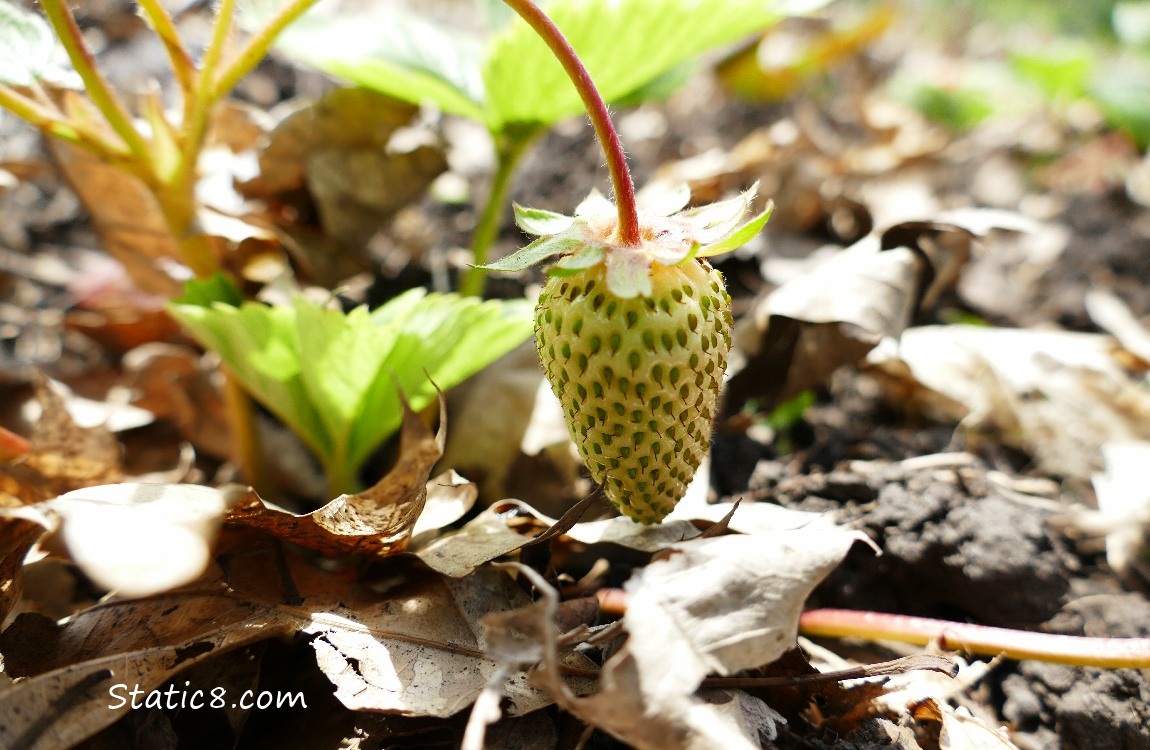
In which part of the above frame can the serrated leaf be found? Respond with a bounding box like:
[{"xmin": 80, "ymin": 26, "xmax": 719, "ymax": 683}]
[
  {"xmin": 483, "ymin": 0, "xmax": 830, "ymax": 128},
  {"xmin": 258, "ymin": 2, "xmax": 487, "ymax": 122},
  {"xmin": 0, "ymin": 0, "xmax": 79, "ymax": 87},
  {"xmin": 480, "ymin": 232, "xmax": 584, "ymax": 272},
  {"xmin": 514, "ymin": 203, "xmax": 574, "ymax": 235},
  {"xmin": 170, "ymin": 290, "xmax": 533, "ymax": 494},
  {"xmin": 265, "ymin": 0, "xmax": 828, "ymax": 132}
]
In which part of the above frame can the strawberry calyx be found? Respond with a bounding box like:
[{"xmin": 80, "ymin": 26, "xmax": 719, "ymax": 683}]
[{"xmin": 483, "ymin": 183, "xmax": 771, "ymax": 299}]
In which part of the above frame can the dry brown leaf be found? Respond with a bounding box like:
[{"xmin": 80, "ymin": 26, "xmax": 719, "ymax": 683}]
[
  {"xmin": 239, "ymin": 88, "xmax": 447, "ymax": 285},
  {"xmin": 725, "ymin": 214, "xmax": 1031, "ymax": 415},
  {"xmin": 438, "ymin": 342, "xmax": 547, "ymax": 501},
  {"xmin": 725, "ymin": 222, "xmax": 930, "ymax": 412},
  {"xmin": 0, "ymin": 378, "xmax": 123, "ymax": 507},
  {"xmin": 226, "ymin": 396, "xmax": 444, "ymax": 555},
  {"xmin": 0, "ymin": 538, "xmax": 586, "ymax": 750},
  {"xmin": 0, "ymin": 509, "xmax": 50, "ymax": 625},
  {"xmin": 121, "ymin": 343, "xmax": 231, "ymax": 459},
  {"xmin": 49, "ymin": 136, "xmax": 187, "ymax": 298}
]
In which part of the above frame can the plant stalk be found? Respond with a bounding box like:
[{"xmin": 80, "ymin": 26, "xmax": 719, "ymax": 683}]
[
  {"xmin": 501, "ymin": 0, "xmax": 641, "ymax": 247},
  {"xmin": 212, "ymin": 0, "xmax": 320, "ymax": 100},
  {"xmin": 460, "ymin": 131, "xmax": 537, "ymax": 297},
  {"xmin": 221, "ymin": 365, "xmax": 271, "ymax": 497},
  {"xmin": 38, "ymin": 0, "xmax": 152, "ymax": 166},
  {"xmin": 799, "ymin": 609, "xmax": 1150, "ymax": 669},
  {"xmin": 136, "ymin": 0, "xmax": 197, "ymax": 99},
  {"xmin": 595, "ymin": 592, "xmax": 1150, "ymax": 669}
]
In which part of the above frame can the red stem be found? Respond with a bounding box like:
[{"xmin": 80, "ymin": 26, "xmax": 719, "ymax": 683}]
[
  {"xmin": 800, "ymin": 609, "xmax": 1150, "ymax": 669},
  {"xmin": 502, "ymin": 0, "xmax": 641, "ymax": 247},
  {"xmin": 595, "ymin": 590, "xmax": 1150, "ymax": 669}
]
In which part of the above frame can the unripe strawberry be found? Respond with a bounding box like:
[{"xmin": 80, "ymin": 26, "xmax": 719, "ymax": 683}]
[
  {"xmin": 535, "ymin": 259, "xmax": 732, "ymax": 522},
  {"xmin": 487, "ymin": 184, "xmax": 769, "ymax": 523}
]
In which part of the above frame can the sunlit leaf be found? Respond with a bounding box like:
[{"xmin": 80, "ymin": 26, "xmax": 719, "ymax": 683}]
[
  {"xmin": 266, "ymin": 0, "xmax": 829, "ymax": 131},
  {"xmin": 170, "ymin": 283, "xmax": 533, "ymax": 493},
  {"xmin": 483, "ymin": 0, "xmax": 830, "ymax": 128}
]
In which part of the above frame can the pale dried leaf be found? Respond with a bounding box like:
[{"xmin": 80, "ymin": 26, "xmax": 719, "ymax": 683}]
[
  {"xmin": 940, "ymin": 708, "xmax": 1021, "ymax": 749},
  {"xmin": 623, "ymin": 530, "xmax": 865, "ymax": 682},
  {"xmin": 438, "ymin": 341, "xmax": 545, "ymax": 500},
  {"xmin": 411, "ymin": 470, "xmax": 478, "ymax": 541},
  {"xmin": 1086, "ymin": 289, "xmax": 1150, "ymax": 364},
  {"xmin": 726, "ymin": 226, "xmax": 922, "ymax": 411},
  {"xmin": 49, "ymin": 483, "xmax": 228, "ymax": 598},
  {"xmin": 866, "ymin": 325, "xmax": 1150, "ymax": 479},
  {"xmin": 0, "ymin": 378, "xmax": 123, "ymax": 506},
  {"xmin": 413, "ymin": 499, "xmax": 707, "ymax": 578},
  {"xmin": 1080, "ymin": 441, "xmax": 1150, "ymax": 575}
]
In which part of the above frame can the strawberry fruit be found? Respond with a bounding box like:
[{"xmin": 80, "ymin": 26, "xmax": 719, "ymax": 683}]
[{"xmin": 488, "ymin": 184, "xmax": 769, "ymax": 523}]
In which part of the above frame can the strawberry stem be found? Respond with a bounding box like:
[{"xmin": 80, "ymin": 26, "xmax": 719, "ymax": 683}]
[{"xmin": 502, "ymin": 0, "xmax": 641, "ymax": 247}]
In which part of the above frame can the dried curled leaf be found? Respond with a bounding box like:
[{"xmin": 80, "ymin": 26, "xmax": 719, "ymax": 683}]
[{"xmin": 225, "ymin": 396, "xmax": 446, "ymax": 555}]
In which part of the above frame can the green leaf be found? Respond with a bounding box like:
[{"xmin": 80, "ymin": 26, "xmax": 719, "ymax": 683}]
[
  {"xmin": 513, "ymin": 203, "xmax": 574, "ymax": 235},
  {"xmin": 1085, "ymin": 66, "xmax": 1150, "ymax": 150},
  {"xmin": 0, "ymin": 0, "xmax": 79, "ymax": 87},
  {"xmin": 268, "ymin": 0, "xmax": 828, "ymax": 132},
  {"xmin": 264, "ymin": 4, "xmax": 487, "ymax": 122},
  {"xmin": 698, "ymin": 205, "xmax": 773, "ymax": 258},
  {"xmin": 483, "ymin": 0, "xmax": 829, "ymax": 128},
  {"xmin": 480, "ymin": 232, "xmax": 585, "ymax": 272},
  {"xmin": 170, "ymin": 290, "xmax": 533, "ymax": 494},
  {"xmin": 175, "ymin": 274, "xmax": 244, "ymax": 308}
]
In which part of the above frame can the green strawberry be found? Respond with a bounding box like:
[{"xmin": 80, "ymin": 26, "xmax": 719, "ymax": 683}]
[{"xmin": 487, "ymin": 184, "xmax": 769, "ymax": 523}]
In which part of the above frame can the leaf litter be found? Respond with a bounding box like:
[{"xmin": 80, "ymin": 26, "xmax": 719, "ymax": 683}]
[{"xmin": 3, "ymin": 0, "xmax": 1150, "ymax": 748}]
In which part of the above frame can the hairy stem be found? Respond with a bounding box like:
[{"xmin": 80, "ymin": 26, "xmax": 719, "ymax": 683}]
[
  {"xmin": 501, "ymin": 0, "xmax": 640, "ymax": 247},
  {"xmin": 212, "ymin": 0, "xmax": 320, "ymax": 100},
  {"xmin": 39, "ymin": 0, "xmax": 152, "ymax": 166},
  {"xmin": 221, "ymin": 366, "xmax": 271, "ymax": 497},
  {"xmin": 136, "ymin": 0, "xmax": 197, "ymax": 100},
  {"xmin": 460, "ymin": 131, "xmax": 537, "ymax": 297},
  {"xmin": 799, "ymin": 609, "xmax": 1150, "ymax": 669},
  {"xmin": 596, "ymin": 592, "xmax": 1150, "ymax": 669}
]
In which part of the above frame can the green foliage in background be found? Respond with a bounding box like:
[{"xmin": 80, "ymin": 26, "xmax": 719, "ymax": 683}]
[{"xmin": 890, "ymin": 2, "xmax": 1150, "ymax": 147}]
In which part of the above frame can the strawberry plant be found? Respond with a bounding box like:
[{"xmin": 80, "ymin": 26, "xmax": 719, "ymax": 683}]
[
  {"xmin": 0, "ymin": 0, "xmax": 318, "ymax": 289},
  {"xmin": 485, "ymin": 0, "xmax": 770, "ymax": 523},
  {"xmin": 170, "ymin": 276, "xmax": 532, "ymax": 496},
  {"xmin": 0, "ymin": 0, "xmax": 534, "ymax": 495},
  {"xmin": 261, "ymin": 0, "xmax": 825, "ymax": 295}
]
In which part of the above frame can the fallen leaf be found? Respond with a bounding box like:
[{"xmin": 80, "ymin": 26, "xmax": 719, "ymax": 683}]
[
  {"xmin": 865, "ymin": 325, "xmax": 1150, "ymax": 479},
  {"xmin": 438, "ymin": 341, "xmax": 547, "ymax": 501},
  {"xmin": 0, "ymin": 377, "xmax": 123, "ymax": 507},
  {"xmin": 0, "ymin": 539, "xmax": 590, "ymax": 749},
  {"xmin": 225, "ymin": 396, "xmax": 444, "ymax": 556},
  {"xmin": 413, "ymin": 499, "xmax": 706, "ymax": 578},
  {"xmin": 1054, "ymin": 441, "xmax": 1150, "ymax": 577},
  {"xmin": 239, "ymin": 88, "xmax": 447, "ymax": 285},
  {"xmin": 500, "ymin": 527, "xmax": 863, "ymax": 750},
  {"xmin": 411, "ymin": 470, "xmax": 479, "ymax": 541}
]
